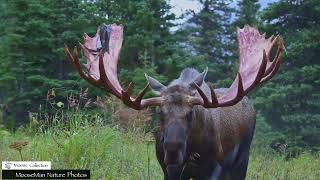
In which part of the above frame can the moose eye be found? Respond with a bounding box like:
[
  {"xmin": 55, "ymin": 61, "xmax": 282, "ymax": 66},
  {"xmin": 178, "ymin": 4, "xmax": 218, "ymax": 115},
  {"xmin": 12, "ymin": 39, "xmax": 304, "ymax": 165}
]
[
  {"xmin": 156, "ymin": 108, "xmax": 163, "ymax": 116},
  {"xmin": 157, "ymin": 109, "xmax": 165, "ymax": 122}
]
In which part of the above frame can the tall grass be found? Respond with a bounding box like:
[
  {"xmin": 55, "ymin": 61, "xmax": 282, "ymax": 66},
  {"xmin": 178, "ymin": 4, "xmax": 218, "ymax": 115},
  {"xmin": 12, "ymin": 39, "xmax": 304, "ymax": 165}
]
[
  {"xmin": 247, "ymin": 148, "xmax": 320, "ymax": 180},
  {"xmin": 1, "ymin": 102, "xmax": 319, "ymax": 179},
  {"xmin": 0, "ymin": 113, "xmax": 162, "ymax": 179}
]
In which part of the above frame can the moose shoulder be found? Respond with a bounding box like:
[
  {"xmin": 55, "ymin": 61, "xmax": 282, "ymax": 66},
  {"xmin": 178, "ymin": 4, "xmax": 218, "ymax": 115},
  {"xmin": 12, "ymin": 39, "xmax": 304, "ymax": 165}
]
[{"xmin": 65, "ymin": 24, "xmax": 284, "ymax": 180}]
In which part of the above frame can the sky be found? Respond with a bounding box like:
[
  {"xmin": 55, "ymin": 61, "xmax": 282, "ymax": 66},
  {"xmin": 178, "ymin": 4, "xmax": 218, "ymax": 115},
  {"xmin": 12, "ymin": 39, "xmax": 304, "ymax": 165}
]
[{"xmin": 170, "ymin": 0, "xmax": 279, "ymax": 17}]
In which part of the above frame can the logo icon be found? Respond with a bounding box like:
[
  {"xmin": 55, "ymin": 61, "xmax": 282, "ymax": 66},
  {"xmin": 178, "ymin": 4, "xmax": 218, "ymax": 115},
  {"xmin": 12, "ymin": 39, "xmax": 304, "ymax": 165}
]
[{"xmin": 4, "ymin": 162, "xmax": 12, "ymax": 169}]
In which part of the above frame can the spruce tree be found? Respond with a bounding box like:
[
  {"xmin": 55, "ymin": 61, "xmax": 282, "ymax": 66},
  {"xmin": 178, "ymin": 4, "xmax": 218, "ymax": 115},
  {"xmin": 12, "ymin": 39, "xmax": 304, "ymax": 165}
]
[
  {"xmin": 90, "ymin": 0, "xmax": 176, "ymax": 91},
  {"xmin": 230, "ymin": 0, "xmax": 261, "ymax": 86},
  {"xmin": 255, "ymin": 0, "xmax": 320, "ymax": 152},
  {"xmin": 176, "ymin": 0, "xmax": 235, "ymax": 85},
  {"xmin": 0, "ymin": 0, "xmax": 94, "ymax": 126},
  {"xmin": 234, "ymin": 0, "xmax": 260, "ymax": 28},
  {"xmin": 0, "ymin": 0, "xmax": 177, "ymax": 127}
]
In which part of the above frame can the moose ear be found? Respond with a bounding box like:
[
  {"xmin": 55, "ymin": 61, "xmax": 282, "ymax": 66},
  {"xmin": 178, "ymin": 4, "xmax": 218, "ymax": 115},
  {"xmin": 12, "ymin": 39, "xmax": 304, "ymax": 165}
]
[
  {"xmin": 191, "ymin": 67, "xmax": 208, "ymax": 88},
  {"xmin": 145, "ymin": 74, "xmax": 166, "ymax": 95}
]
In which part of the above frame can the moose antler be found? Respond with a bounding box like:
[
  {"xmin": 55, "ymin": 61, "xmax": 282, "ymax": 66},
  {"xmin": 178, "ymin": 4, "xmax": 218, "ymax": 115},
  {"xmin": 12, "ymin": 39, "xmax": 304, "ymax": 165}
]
[
  {"xmin": 190, "ymin": 25, "xmax": 284, "ymax": 108},
  {"xmin": 64, "ymin": 24, "xmax": 163, "ymax": 110}
]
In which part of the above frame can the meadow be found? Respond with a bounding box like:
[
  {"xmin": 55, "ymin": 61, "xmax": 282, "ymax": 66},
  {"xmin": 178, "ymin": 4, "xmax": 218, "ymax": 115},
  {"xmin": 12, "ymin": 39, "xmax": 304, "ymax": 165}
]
[
  {"xmin": 1, "ymin": 113, "xmax": 319, "ymax": 180},
  {"xmin": 1, "ymin": 1, "xmax": 319, "ymax": 179}
]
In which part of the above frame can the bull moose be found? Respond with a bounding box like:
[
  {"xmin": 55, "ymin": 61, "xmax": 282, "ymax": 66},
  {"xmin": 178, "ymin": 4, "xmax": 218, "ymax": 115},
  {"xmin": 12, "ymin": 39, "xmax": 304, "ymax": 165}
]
[{"xmin": 64, "ymin": 24, "xmax": 284, "ymax": 180}]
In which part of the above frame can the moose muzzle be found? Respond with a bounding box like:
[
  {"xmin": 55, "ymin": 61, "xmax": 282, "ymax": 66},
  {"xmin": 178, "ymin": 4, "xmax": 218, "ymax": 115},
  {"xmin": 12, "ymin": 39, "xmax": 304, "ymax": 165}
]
[{"xmin": 163, "ymin": 121, "xmax": 187, "ymax": 166}]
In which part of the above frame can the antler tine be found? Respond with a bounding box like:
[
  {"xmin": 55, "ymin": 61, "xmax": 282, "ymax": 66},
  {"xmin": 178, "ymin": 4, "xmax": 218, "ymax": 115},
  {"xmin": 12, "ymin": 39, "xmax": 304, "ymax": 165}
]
[
  {"xmin": 124, "ymin": 82, "xmax": 134, "ymax": 96},
  {"xmin": 247, "ymin": 48, "xmax": 268, "ymax": 92},
  {"xmin": 65, "ymin": 24, "xmax": 164, "ymax": 110},
  {"xmin": 135, "ymin": 83, "xmax": 150, "ymax": 102},
  {"xmin": 262, "ymin": 37, "xmax": 284, "ymax": 81},
  {"xmin": 263, "ymin": 36, "xmax": 279, "ymax": 76},
  {"xmin": 262, "ymin": 49, "xmax": 269, "ymax": 75},
  {"xmin": 194, "ymin": 72, "xmax": 246, "ymax": 108},
  {"xmin": 193, "ymin": 82, "xmax": 211, "ymax": 106},
  {"xmin": 219, "ymin": 73, "xmax": 244, "ymax": 107},
  {"xmin": 208, "ymin": 83, "xmax": 219, "ymax": 105},
  {"xmin": 64, "ymin": 43, "xmax": 73, "ymax": 64},
  {"xmin": 190, "ymin": 26, "xmax": 284, "ymax": 109},
  {"xmin": 121, "ymin": 83, "xmax": 150, "ymax": 110},
  {"xmin": 261, "ymin": 44, "xmax": 283, "ymax": 83},
  {"xmin": 72, "ymin": 47, "xmax": 87, "ymax": 79},
  {"xmin": 64, "ymin": 44, "xmax": 102, "ymax": 88},
  {"xmin": 121, "ymin": 83, "xmax": 133, "ymax": 106}
]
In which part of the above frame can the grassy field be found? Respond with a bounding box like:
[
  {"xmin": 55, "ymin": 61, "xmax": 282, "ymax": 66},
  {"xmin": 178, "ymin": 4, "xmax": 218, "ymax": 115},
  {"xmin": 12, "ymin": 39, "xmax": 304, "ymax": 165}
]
[{"xmin": 1, "ymin": 118, "xmax": 319, "ymax": 180}]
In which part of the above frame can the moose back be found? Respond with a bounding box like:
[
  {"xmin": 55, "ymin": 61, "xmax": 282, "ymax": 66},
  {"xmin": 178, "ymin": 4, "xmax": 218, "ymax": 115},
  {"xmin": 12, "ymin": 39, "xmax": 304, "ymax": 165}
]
[{"xmin": 65, "ymin": 24, "xmax": 284, "ymax": 180}]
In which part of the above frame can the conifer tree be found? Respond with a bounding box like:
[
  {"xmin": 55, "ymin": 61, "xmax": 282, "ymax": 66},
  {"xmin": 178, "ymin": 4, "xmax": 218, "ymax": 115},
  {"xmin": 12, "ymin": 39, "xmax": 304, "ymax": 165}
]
[
  {"xmin": 0, "ymin": 0, "xmax": 177, "ymax": 126},
  {"xmin": 234, "ymin": 0, "xmax": 260, "ymax": 28},
  {"xmin": 0, "ymin": 0, "xmax": 94, "ymax": 126},
  {"xmin": 230, "ymin": 0, "xmax": 261, "ymax": 82},
  {"xmin": 255, "ymin": 0, "xmax": 320, "ymax": 152},
  {"xmin": 177, "ymin": 0, "xmax": 235, "ymax": 84}
]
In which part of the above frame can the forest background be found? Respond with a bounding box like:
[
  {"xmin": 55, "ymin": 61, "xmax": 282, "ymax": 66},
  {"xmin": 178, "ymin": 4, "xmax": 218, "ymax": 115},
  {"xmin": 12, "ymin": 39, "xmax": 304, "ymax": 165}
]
[{"xmin": 0, "ymin": 0, "xmax": 319, "ymax": 179}]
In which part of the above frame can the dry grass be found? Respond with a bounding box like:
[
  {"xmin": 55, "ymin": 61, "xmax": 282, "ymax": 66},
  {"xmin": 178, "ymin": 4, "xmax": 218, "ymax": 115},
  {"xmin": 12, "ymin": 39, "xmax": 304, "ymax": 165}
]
[{"xmin": 96, "ymin": 96, "xmax": 153, "ymax": 135}]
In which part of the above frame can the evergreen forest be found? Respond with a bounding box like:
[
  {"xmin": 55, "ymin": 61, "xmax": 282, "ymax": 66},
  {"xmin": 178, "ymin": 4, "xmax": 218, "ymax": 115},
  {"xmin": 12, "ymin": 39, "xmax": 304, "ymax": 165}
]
[{"xmin": 0, "ymin": 0, "xmax": 319, "ymax": 179}]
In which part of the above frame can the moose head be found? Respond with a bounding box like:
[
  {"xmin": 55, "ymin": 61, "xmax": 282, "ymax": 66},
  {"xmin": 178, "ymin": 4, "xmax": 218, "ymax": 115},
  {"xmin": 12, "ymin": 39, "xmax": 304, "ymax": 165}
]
[{"xmin": 65, "ymin": 24, "xmax": 284, "ymax": 179}]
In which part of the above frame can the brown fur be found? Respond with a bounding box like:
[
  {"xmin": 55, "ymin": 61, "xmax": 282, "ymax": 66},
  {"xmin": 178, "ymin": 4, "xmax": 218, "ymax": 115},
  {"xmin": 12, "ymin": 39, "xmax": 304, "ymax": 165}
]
[
  {"xmin": 189, "ymin": 92, "xmax": 256, "ymax": 162},
  {"xmin": 152, "ymin": 68, "xmax": 256, "ymax": 179}
]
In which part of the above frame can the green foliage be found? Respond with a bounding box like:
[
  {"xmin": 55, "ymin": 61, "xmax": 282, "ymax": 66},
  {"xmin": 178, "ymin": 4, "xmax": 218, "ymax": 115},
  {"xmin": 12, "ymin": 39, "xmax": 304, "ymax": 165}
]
[
  {"xmin": 0, "ymin": 0, "xmax": 95, "ymax": 126},
  {"xmin": 0, "ymin": 0, "xmax": 319, "ymax": 153},
  {"xmin": 253, "ymin": 0, "xmax": 320, "ymax": 152},
  {"xmin": 1, "ymin": 116, "xmax": 319, "ymax": 179},
  {"xmin": 0, "ymin": 0, "xmax": 175, "ymax": 127},
  {"xmin": 231, "ymin": 0, "xmax": 261, "ymax": 66},
  {"xmin": 234, "ymin": 0, "xmax": 260, "ymax": 28},
  {"xmin": 88, "ymin": 0, "xmax": 176, "ymax": 84},
  {"xmin": 0, "ymin": 115, "xmax": 162, "ymax": 179},
  {"xmin": 176, "ymin": 0, "xmax": 235, "ymax": 83},
  {"xmin": 120, "ymin": 64, "xmax": 167, "ymax": 97},
  {"xmin": 247, "ymin": 150, "xmax": 320, "ymax": 180}
]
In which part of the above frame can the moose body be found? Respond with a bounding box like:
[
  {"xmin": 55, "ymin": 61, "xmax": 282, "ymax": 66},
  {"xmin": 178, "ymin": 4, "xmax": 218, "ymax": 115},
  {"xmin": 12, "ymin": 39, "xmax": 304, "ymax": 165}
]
[
  {"xmin": 152, "ymin": 68, "xmax": 256, "ymax": 180},
  {"xmin": 65, "ymin": 23, "xmax": 283, "ymax": 180}
]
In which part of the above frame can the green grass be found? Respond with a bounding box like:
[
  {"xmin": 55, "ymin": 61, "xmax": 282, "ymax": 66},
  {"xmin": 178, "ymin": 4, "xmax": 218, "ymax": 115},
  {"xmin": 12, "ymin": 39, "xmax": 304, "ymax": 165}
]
[
  {"xmin": 1, "ymin": 118, "xmax": 319, "ymax": 180},
  {"xmin": 247, "ymin": 149, "xmax": 320, "ymax": 180},
  {"xmin": 1, "ymin": 126, "xmax": 162, "ymax": 179}
]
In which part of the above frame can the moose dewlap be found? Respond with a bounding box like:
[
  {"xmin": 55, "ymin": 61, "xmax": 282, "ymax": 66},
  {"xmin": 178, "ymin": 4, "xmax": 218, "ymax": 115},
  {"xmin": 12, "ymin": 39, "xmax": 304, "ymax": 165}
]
[{"xmin": 65, "ymin": 24, "xmax": 284, "ymax": 180}]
